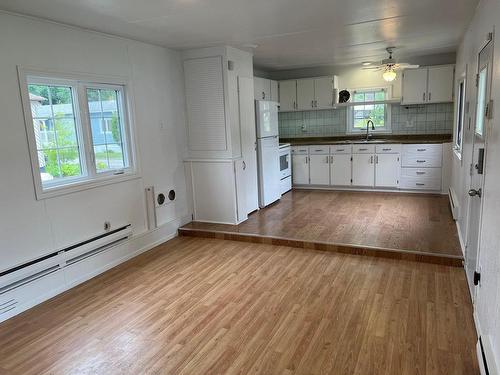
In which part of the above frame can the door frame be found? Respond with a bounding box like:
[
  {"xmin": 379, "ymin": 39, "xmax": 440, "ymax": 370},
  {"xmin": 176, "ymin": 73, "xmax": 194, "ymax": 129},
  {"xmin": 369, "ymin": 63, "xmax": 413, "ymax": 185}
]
[{"xmin": 464, "ymin": 34, "xmax": 494, "ymax": 302}]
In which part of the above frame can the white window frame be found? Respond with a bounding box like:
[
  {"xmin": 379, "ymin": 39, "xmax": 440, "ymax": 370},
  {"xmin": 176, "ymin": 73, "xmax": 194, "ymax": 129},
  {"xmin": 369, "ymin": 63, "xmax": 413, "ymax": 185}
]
[
  {"xmin": 453, "ymin": 70, "xmax": 467, "ymax": 161},
  {"xmin": 18, "ymin": 67, "xmax": 139, "ymax": 200},
  {"xmin": 346, "ymin": 87, "xmax": 392, "ymax": 134}
]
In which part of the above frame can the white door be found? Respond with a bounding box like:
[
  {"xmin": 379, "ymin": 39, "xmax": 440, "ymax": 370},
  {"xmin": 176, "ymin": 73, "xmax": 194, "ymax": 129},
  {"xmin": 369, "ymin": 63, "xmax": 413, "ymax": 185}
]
[
  {"xmin": 238, "ymin": 77, "xmax": 259, "ymax": 214},
  {"xmin": 330, "ymin": 154, "xmax": 352, "ymax": 186},
  {"xmin": 296, "ymin": 79, "xmax": 315, "ymax": 110},
  {"xmin": 309, "ymin": 154, "xmax": 330, "ymax": 185},
  {"xmin": 257, "ymin": 136, "xmax": 281, "ymax": 208},
  {"xmin": 279, "ymin": 80, "xmax": 297, "ymax": 111},
  {"xmin": 254, "ymin": 77, "xmax": 270, "ymax": 100},
  {"xmin": 270, "ymin": 80, "xmax": 279, "ymax": 102},
  {"xmin": 375, "ymin": 154, "xmax": 400, "ymax": 187},
  {"xmin": 352, "ymin": 154, "xmax": 375, "ymax": 187},
  {"xmin": 314, "ymin": 77, "xmax": 333, "ymax": 108},
  {"xmin": 427, "ymin": 66, "xmax": 455, "ymax": 103},
  {"xmin": 401, "ymin": 68, "xmax": 428, "ymax": 105},
  {"xmin": 465, "ymin": 41, "xmax": 492, "ymax": 300},
  {"xmin": 292, "ymin": 154, "xmax": 309, "ymax": 185}
]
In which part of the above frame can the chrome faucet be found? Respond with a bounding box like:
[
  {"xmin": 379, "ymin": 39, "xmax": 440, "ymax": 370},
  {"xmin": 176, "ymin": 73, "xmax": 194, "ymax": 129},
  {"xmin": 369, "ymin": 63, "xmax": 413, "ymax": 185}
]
[{"xmin": 366, "ymin": 119, "xmax": 375, "ymax": 141}]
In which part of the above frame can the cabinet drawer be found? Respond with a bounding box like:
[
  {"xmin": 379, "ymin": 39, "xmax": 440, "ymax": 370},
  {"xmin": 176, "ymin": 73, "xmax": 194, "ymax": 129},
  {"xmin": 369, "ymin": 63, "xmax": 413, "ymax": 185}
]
[
  {"xmin": 401, "ymin": 167, "xmax": 442, "ymax": 179},
  {"xmin": 292, "ymin": 146, "xmax": 309, "ymax": 155},
  {"xmin": 330, "ymin": 144, "xmax": 352, "ymax": 154},
  {"xmin": 352, "ymin": 144, "xmax": 375, "ymax": 153},
  {"xmin": 400, "ymin": 176, "xmax": 441, "ymax": 191},
  {"xmin": 376, "ymin": 144, "xmax": 401, "ymax": 154},
  {"xmin": 309, "ymin": 145, "xmax": 330, "ymax": 154},
  {"xmin": 402, "ymin": 154, "xmax": 442, "ymax": 167}
]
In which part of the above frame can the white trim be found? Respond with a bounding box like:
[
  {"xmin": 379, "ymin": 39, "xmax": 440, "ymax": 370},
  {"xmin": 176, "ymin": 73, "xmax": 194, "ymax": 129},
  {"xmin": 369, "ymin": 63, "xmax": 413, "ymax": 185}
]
[
  {"xmin": 17, "ymin": 66, "xmax": 140, "ymax": 200},
  {"xmin": 292, "ymin": 185, "xmax": 447, "ymax": 195}
]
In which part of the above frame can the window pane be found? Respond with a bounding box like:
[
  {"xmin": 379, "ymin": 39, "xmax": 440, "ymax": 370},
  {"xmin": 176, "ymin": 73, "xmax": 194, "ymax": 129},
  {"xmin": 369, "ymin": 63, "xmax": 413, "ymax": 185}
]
[
  {"xmin": 476, "ymin": 68, "xmax": 487, "ymax": 136},
  {"xmin": 28, "ymin": 82, "xmax": 83, "ymax": 185},
  {"xmin": 87, "ymin": 87, "xmax": 128, "ymax": 173},
  {"xmin": 38, "ymin": 147, "xmax": 82, "ymax": 181}
]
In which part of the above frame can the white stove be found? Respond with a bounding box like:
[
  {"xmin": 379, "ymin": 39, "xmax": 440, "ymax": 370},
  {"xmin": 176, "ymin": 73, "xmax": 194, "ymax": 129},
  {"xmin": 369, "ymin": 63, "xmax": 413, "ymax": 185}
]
[{"xmin": 278, "ymin": 143, "xmax": 292, "ymax": 194}]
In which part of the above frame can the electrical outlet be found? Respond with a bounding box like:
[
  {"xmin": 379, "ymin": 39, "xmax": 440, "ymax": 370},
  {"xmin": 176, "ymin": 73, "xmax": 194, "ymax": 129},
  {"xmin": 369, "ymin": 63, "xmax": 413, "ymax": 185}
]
[
  {"xmin": 104, "ymin": 221, "xmax": 111, "ymax": 231},
  {"xmin": 301, "ymin": 124, "xmax": 307, "ymax": 132}
]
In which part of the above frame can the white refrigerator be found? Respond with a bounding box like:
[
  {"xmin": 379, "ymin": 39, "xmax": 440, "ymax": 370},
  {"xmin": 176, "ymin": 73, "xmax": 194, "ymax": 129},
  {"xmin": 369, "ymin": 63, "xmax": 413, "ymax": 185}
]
[{"xmin": 255, "ymin": 100, "xmax": 281, "ymax": 208}]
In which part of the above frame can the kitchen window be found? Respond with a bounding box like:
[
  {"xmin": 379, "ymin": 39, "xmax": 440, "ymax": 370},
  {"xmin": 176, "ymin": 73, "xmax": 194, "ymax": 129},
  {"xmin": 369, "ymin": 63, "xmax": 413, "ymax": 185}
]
[
  {"xmin": 19, "ymin": 70, "xmax": 136, "ymax": 199},
  {"xmin": 347, "ymin": 88, "xmax": 391, "ymax": 133},
  {"xmin": 454, "ymin": 77, "xmax": 466, "ymax": 157}
]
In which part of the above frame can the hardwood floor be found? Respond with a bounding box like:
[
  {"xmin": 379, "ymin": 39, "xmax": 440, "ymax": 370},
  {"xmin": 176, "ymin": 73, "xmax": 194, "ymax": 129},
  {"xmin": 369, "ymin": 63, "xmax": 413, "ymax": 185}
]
[
  {"xmin": 181, "ymin": 190, "xmax": 462, "ymax": 258},
  {"xmin": 0, "ymin": 237, "xmax": 478, "ymax": 374}
]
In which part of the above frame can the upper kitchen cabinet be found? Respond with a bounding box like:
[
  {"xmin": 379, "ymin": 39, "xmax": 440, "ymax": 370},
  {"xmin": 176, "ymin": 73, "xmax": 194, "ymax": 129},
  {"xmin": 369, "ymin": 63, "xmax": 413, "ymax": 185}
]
[
  {"xmin": 279, "ymin": 76, "xmax": 338, "ymax": 111},
  {"xmin": 297, "ymin": 79, "xmax": 315, "ymax": 110},
  {"xmin": 401, "ymin": 65, "xmax": 454, "ymax": 105},
  {"xmin": 427, "ymin": 66, "xmax": 455, "ymax": 103},
  {"xmin": 253, "ymin": 77, "xmax": 279, "ymax": 101},
  {"xmin": 270, "ymin": 80, "xmax": 279, "ymax": 102},
  {"xmin": 279, "ymin": 80, "xmax": 298, "ymax": 111}
]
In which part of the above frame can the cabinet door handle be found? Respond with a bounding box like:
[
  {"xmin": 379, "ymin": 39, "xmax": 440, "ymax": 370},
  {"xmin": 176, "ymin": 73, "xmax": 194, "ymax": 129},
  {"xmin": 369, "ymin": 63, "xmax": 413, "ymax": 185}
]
[
  {"xmin": 416, "ymin": 160, "xmax": 426, "ymax": 163},
  {"xmin": 330, "ymin": 156, "xmax": 333, "ymax": 163},
  {"xmin": 375, "ymin": 155, "xmax": 378, "ymax": 164},
  {"xmin": 416, "ymin": 183, "xmax": 425, "ymax": 186},
  {"xmin": 305, "ymin": 156, "xmax": 308, "ymax": 164},
  {"xmin": 337, "ymin": 149, "xmax": 344, "ymax": 152},
  {"xmin": 428, "ymin": 92, "xmax": 432, "ymax": 101},
  {"xmin": 311, "ymin": 100, "xmax": 314, "ymax": 108},
  {"xmin": 416, "ymin": 171, "xmax": 426, "ymax": 175},
  {"xmin": 359, "ymin": 148, "xmax": 368, "ymax": 151},
  {"xmin": 325, "ymin": 156, "xmax": 329, "ymax": 163},
  {"xmin": 315, "ymin": 100, "xmax": 318, "ymax": 107},
  {"xmin": 242, "ymin": 161, "xmax": 246, "ymax": 170},
  {"xmin": 417, "ymin": 148, "xmax": 426, "ymax": 152},
  {"xmin": 262, "ymin": 92, "xmax": 265, "ymax": 99},
  {"xmin": 294, "ymin": 101, "xmax": 297, "ymax": 109},
  {"xmin": 370, "ymin": 156, "xmax": 374, "ymax": 164},
  {"xmin": 423, "ymin": 92, "xmax": 426, "ymax": 101},
  {"xmin": 382, "ymin": 148, "xmax": 392, "ymax": 151}
]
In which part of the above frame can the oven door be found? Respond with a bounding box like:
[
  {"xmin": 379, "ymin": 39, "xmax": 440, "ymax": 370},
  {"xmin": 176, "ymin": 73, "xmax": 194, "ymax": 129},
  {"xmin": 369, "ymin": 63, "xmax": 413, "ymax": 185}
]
[{"xmin": 279, "ymin": 150, "xmax": 291, "ymax": 179}]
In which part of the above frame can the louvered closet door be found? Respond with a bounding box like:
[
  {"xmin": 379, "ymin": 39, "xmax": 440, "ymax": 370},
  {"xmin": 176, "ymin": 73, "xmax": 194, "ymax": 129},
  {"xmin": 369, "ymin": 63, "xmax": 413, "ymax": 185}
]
[{"xmin": 183, "ymin": 56, "xmax": 227, "ymax": 152}]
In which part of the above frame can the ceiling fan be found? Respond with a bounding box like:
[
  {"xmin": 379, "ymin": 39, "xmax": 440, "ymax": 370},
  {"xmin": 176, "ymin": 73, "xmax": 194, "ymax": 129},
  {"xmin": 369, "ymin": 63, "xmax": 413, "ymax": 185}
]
[{"xmin": 362, "ymin": 47, "xmax": 419, "ymax": 82}]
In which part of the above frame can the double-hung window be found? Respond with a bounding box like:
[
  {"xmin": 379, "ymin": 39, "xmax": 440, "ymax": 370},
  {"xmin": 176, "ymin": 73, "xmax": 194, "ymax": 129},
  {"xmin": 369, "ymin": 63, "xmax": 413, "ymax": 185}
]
[
  {"xmin": 454, "ymin": 77, "xmax": 466, "ymax": 158},
  {"xmin": 347, "ymin": 88, "xmax": 391, "ymax": 133},
  {"xmin": 19, "ymin": 70, "xmax": 136, "ymax": 199}
]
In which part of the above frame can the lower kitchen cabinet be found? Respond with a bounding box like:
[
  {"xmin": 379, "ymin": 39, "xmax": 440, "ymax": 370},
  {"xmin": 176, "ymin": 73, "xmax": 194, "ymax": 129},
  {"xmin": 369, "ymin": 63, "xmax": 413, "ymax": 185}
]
[
  {"xmin": 292, "ymin": 154, "xmax": 309, "ymax": 184},
  {"xmin": 330, "ymin": 154, "xmax": 352, "ymax": 186},
  {"xmin": 352, "ymin": 154, "xmax": 375, "ymax": 187},
  {"xmin": 375, "ymin": 154, "xmax": 400, "ymax": 188},
  {"xmin": 309, "ymin": 154, "xmax": 330, "ymax": 185}
]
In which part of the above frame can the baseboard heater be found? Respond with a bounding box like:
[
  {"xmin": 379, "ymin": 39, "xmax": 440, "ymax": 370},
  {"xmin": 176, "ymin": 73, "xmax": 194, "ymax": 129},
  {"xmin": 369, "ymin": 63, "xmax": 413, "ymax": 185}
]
[
  {"xmin": 0, "ymin": 225, "xmax": 132, "ymax": 296},
  {"xmin": 448, "ymin": 188, "xmax": 459, "ymax": 220}
]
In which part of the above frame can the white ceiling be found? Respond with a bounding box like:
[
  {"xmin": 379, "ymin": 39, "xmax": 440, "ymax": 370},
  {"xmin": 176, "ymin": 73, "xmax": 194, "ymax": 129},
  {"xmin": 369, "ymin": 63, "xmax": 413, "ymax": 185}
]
[{"xmin": 0, "ymin": 0, "xmax": 478, "ymax": 70}]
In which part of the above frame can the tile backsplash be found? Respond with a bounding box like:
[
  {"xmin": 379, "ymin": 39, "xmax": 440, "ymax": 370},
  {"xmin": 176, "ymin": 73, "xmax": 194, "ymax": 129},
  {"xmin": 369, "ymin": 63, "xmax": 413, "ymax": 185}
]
[{"xmin": 278, "ymin": 103, "xmax": 454, "ymax": 138}]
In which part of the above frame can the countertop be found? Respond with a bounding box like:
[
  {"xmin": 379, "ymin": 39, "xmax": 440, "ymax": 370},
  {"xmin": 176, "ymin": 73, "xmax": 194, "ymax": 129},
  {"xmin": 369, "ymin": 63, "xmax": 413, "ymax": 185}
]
[{"xmin": 280, "ymin": 134, "xmax": 452, "ymax": 146}]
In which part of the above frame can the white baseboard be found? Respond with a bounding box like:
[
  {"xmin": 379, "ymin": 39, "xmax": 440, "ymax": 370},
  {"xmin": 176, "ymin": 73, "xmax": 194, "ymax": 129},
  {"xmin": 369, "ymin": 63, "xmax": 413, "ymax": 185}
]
[
  {"xmin": 293, "ymin": 185, "xmax": 447, "ymax": 195},
  {"xmin": 0, "ymin": 213, "xmax": 192, "ymax": 324},
  {"xmin": 456, "ymin": 221, "xmax": 466, "ymax": 258}
]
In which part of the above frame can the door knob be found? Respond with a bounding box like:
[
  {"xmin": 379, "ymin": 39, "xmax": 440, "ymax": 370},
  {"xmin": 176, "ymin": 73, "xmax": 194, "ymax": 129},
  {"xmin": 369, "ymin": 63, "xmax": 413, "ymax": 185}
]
[{"xmin": 468, "ymin": 188, "xmax": 482, "ymax": 198}]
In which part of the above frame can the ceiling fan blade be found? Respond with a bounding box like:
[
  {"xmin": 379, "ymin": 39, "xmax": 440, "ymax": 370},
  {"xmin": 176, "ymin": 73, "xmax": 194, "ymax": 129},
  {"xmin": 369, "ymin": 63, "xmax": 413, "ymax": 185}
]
[
  {"xmin": 362, "ymin": 66, "xmax": 382, "ymax": 71},
  {"xmin": 396, "ymin": 63, "xmax": 420, "ymax": 69}
]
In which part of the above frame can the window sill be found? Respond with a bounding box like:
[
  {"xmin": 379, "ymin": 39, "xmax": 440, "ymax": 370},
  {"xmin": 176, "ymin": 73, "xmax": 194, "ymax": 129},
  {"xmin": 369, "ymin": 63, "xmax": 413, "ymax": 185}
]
[
  {"xmin": 453, "ymin": 147, "xmax": 462, "ymax": 162},
  {"xmin": 35, "ymin": 171, "xmax": 140, "ymax": 200}
]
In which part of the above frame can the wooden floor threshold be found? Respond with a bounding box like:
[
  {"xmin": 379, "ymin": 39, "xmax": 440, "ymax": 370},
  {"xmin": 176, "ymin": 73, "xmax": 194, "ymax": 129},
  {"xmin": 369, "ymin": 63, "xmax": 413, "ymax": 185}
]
[{"xmin": 178, "ymin": 227, "xmax": 463, "ymax": 267}]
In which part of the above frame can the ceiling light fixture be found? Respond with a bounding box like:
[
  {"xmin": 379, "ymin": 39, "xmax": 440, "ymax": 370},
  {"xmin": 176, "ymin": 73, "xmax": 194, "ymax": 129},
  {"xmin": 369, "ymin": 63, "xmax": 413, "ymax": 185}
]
[
  {"xmin": 361, "ymin": 62, "xmax": 372, "ymax": 66},
  {"xmin": 383, "ymin": 66, "xmax": 397, "ymax": 82}
]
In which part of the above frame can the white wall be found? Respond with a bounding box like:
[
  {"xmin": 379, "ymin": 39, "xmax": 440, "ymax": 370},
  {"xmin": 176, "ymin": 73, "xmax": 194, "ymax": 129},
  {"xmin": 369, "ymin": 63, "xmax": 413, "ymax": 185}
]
[
  {"xmin": 452, "ymin": 0, "xmax": 500, "ymax": 371},
  {"xmin": 0, "ymin": 12, "xmax": 191, "ymax": 272}
]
